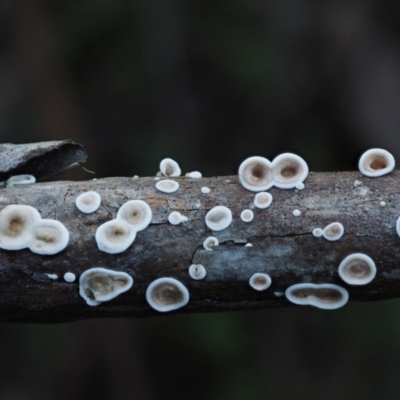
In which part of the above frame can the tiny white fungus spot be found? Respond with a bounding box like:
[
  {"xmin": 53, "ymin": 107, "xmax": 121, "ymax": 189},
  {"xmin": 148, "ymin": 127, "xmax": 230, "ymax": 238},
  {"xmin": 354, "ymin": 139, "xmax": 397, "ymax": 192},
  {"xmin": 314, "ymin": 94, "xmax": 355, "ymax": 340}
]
[
  {"xmin": 203, "ymin": 236, "xmax": 219, "ymax": 250},
  {"xmin": 338, "ymin": 253, "xmax": 376, "ymax": 285},
  {"xmin": 117, "ymin": 200, "xmax": 152, "ymax": 232},
  {"xmin": 274, "ymin": 291, "xmax": 285, "ymax": 297},
  {"xmin": 64, "ymin": 272, "xmax": 76, "ymax": 283},
  {"xmin": 249, "ymin": 273, "xmax": 272, "ymax": 291},
  {"xmin": 322, "ymin": 222, "xmax": 344, "ymax": 241},
  {"xmin": 45, "ymin": 273, "xmax": 58, "ymax": 280},
  {"xmin": 312, "ymin": 228, "xmax": 323, "ymax": 237},
  {"xmin": 292, "ymin": 209, "xmax": 301, "ymax": 217},
  {"xmin": 295, "ymin": 182, "xmax": 305, "ymax": 190},
  {"xmin": 245, "ymin": 243, "xmax": 253, "ymax": 247},
  {"xmin": 159, "ymin": 158, "xmax": 181, "ymax": 177},
  {"xmin": 254, "ymin": 192, "xmax": 273, "ymax": 209},
  {"xmin": 205, "ymin": 206, "xmax": 232, "ymax": 231},
  {"xmin": 188, "ymin": 171, "xmax": 202, "ymax": 178},
  {"xmin": 189, "ymin": 264, "xmax": 206, "ymax": 280},
  {"xmin": 76, "ymin": 191, "xmax": 101, "ymax": 214},
  {"xmin": 240, "ymin": 209, "xmax": 254, "ymax": 222},
  {"xmin": 201, "ymin": 187, "xmax": 211, "ymax": 194},
  {"xmin": 353, "ymin": 180, "xmax": 362, "ymax": 188},
  {"xmin": 380, "ymin": 201, "xmax": 386, "ymax": 207},
  {"xmin": 168, "ymin": 211, "xmax": 188, "ymax": 225},
  {"xmin": 155, "ymin": 180, "xmax": 179, "ymax": 193}
]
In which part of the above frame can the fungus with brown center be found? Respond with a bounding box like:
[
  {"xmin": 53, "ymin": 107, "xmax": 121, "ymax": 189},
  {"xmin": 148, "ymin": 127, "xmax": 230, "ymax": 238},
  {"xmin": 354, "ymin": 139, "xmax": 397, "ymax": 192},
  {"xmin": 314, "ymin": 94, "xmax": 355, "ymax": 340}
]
[
  {"xmin": 249, "ymin": 273, "xmax": 272, "ymax": 291},
  {"xmin": 203, "ymin": 236, "xmax": 219, "ymax": 251},
  {"xmin": 254, "ymin": 192, "xmax": 273, "ymax": 209},
  {"xmin": 238, "ymin": 156, "xmax": 273, "ymax": 192},
  {"xmin": 240, "ymin": 209, "xmax": 254, "ymax": 222},
  {"xmin": 189, "ymin": 264, "xmax": 206, "ymax": 280},
  {"xmin": 358, "ymin": 148, "xmax": 395, "ymax": 177},
  {"xmin": 29, "ymin": 219, "xmax": 69, "ymax": 255},
  {"xmin": 338, "ymin": 253, "xmax": 376, "ymax": 285},
  {"xmin": 271, "ymin": 153, "xmax": 309, "ymax": 189},
  {"xmin": 322, "ymin": 222, "xmax": 344, "ymax": 241},
  {"xmin": 159, "ymin": 158, "xmax": 181, "ymax": 177},
  {"xmin": 117, "ymin": 200, "xmax": 152, "ymax": 232},
  {"xmin": 76, "ymin": 191, "xmax": 101, "ymax": 214},
  {"xmin": 95, "ymin": 219, "xmax": 136, "ymax": 254}
]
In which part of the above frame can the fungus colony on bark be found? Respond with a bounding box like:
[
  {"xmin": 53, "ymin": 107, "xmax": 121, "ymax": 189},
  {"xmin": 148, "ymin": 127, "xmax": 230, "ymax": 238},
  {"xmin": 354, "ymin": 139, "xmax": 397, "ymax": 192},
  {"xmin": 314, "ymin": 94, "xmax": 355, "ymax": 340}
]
[{"xmin": 0, "ymin": 149, "xmax": 395, "ymax": 312}]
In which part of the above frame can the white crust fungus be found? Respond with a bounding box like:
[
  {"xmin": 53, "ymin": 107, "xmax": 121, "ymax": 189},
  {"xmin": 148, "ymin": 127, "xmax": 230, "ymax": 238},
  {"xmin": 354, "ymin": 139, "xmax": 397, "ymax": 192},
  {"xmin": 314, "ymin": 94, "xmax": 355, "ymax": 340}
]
[
  {"xmin": 95, "ymin": 219, "xmax": 136, "ymax": 254},
  {"xmin": 0, "ymin": 205, "xmax": 41, "ymax": 250},
  {"xmin": 189, "ymin": 264, "xmax": 206, "ymax": 280},
  {"xmin": 6, "ymin": 175, "xmax": 36, "ymax": 187},
  {"xmin": 254, "ymin": 192, "xmax": 273, "ymax": 209},
  {"xmin": 168, "ymin": 211, "xmax": 188, "ymax": 225},
  {"xmin": 240, "ymin": 209, "xmax": 254, "ymax": 222},
  {"xmin": 160, "ymin": 158, "xmax": 181, "ymax": 177},
  {"xmin": 205, "ymin": 206, "xmax": 232, "ymax": 231},
  {"xmin": 76, "ymin": 191, "xmax": 101, "ymax": 214},
  {"xmin": 338, "ymin": 253, "xmax": 376, "ymax": 285},
  {"xmin": 312, "ymin": 228, "xmax": 323, "ymax": 237},
  {"xmin": 358, "ymin": 148, "xmax": 395, "ymax": 177},
  {"xmin": 285, "ymin": 283, "xmax": 349, "ymax": 310},
  {"xmin": 188, "ymin": 171, "xmax": 202, "ymax": 178},
  {"xmin": 64, "ymin": 272, "xmax": 76, "ymax": 283},
  {"xmin": 79, "ymin": 267, "xmax": 133, "ymax": 306},
  {"xmin": 249, "ymin": 273, "xmax": 272, "ymax": 291},
  {"xmin": 146, "ymin": 277, "xmax": 189, "ymax": 312},
  {"xmin": 29, "ymin": 219, "xmax": 69, "ymax": 255},
  {"xmin": 201, "ymin": 187, "xmax": 211, "ymax": 194},
  {"xmin": 271, "ymin": 153, "xmax": 309, "ymax": 189},
  {"xmin": 155, "ymin": 179, "xmax": 179, "ymax": 193},
  {"xmin": 292, "ymin": 209, "xmax": 301, "ymax": 217},
  {"xmin": 322, "ymin": 222, "xmax": 344, "ymax": 241},
  {"xmin": 203, "ymin": 236, "xmax": 219, "ymax": 250},
  {"xmin": 380, "ymin": 201, "xmax": 386, "ymax": 207},
  {"xmin": 117, "ymin": 200, "xmax": 152, "ymax": 232},
  {"xmin": 238, "ymin": 156, "xmax": 273, "ymax": 192}
]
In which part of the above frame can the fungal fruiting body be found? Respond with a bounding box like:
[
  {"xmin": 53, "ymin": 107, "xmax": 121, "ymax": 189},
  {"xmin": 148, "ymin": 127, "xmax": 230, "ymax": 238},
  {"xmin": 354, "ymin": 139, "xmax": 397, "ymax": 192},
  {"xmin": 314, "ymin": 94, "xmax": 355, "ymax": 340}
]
[
  {"xmin": 155, "ymin": 180, "xmax": 179, "ymax": 193},
  {"xmin": 338, "ymin": 253, "xmax": 376, "ymax": 285},
  {"xmin": 396, "ymin": 216, "xmax": 400, "ymax": 238},
  {"xmin": 312, "ymin": 228, "xmax": 323, "ymax": 237},
  {"xmin": 292, "ymin": 209, "xmax": 301, "ymax": 217},
  {"xmin": 6, "ymin": 175, "xmax": 36, "ymax": 187},
  {"xmin": 188, "ymin": 171, "xmax": 202, "ymax": 178},
  {"xmin": 358, "ymin": 148, "xmax": 395, "ymax": 177},
  {"xmin": 189, "ymin": 264, "xmax": 206, "ymax": 280},
  {"xmin": 322, "ymin": 222, "xmax": 344, "ymax": 241},
  {"xmin": 29, "ymin": 219, "xmax": 69, "ymax": 255},
  {"xmin": 238, "ymin": 156, "xmax": 273, "ymax": 192},
  {"xmin": 159, "ymin": 158, "xmax": 181, "ymax": 177},
  {"xmin": 271, "ymin": 153, "xmax": 308, "ymax": 189},
  {"xmin": 76, "ymin": 191, "xmax": 101, "ymax": 213},
  {"xmin": 245, "ymin": 243, "xmax": 253, "ymax": 247},
  {"xmin": 95, "ymin": 219, "xmax": 136, "ymax": 254},
  {"xmin": 285, "ymin": 283, "xmax": 349, "ymax": 310},
  {"xmin": 146, "ymin": 277, "xmax": 189, "ymax": 312},
  {"xmin": 240, "ymin": 209, "xmax": 254, "ymax": 222},
  {"xmin": 249, "ymin": 273, "xmax": 272, "ymax": 291},
  {"xmin": 64, "ymin": 272, "xmax": 76, "ymax": 283},
  {"xmin": 205, "ymin": 206, "xmax": 232, "ymax": 231},
  {"xmin": 254, "ymin": 192, "xmax": 273, "ymax": 209},
  {"xmin": 203, "ymin": 236, "xmax": 219, "ymax": 251},
  {"xmin": 168, "ymin": 212, "xmax": 188, "ymax": 225},
  {"xmin": 201, "ymin": 187, "xmax": 211, "ymax": 194},
  {"xmin": 79, "ymin": 267, "xmax": 133, "ymax": 306},
  {"xmin": 117, "ymin": 200, "xmax": 152, "ymax": 232}
]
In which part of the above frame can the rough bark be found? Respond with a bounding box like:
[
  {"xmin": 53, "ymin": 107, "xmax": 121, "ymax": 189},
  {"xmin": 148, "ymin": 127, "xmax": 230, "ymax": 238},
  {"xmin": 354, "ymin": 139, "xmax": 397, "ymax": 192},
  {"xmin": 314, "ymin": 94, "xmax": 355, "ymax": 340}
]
[{"xmin": 0, "ymin": 160, "xmax": 399, "ymax": 322}]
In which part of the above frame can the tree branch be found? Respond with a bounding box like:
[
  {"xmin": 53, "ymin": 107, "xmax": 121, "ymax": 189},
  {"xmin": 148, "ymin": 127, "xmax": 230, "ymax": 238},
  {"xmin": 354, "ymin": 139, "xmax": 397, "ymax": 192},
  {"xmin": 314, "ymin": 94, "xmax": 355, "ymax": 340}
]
[{"xmin": 0, "ymin": 142, "xmax": 398, "ymax": 322}]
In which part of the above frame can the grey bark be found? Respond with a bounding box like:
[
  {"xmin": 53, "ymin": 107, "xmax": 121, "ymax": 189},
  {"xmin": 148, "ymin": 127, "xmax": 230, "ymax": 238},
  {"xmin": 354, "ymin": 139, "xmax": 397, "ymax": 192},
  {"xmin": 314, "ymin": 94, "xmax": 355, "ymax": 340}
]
[{"xmin": 0, "ymin": 142, "xmax": 398, "ymax": 322}]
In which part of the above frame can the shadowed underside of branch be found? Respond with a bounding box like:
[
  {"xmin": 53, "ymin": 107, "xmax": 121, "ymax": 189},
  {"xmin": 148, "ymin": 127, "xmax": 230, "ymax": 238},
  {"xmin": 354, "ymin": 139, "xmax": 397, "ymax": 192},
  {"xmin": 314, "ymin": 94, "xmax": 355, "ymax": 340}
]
[{"xmin": 0, "ymin": 142, "xmax": 399, "ymax": 322}]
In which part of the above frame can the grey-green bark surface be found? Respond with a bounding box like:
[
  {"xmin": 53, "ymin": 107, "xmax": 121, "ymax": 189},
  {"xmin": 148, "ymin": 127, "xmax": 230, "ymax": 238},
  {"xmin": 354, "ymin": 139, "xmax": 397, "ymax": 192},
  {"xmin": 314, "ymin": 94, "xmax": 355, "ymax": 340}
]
[{"xmin": 0, "ymin": 167, "xmax": 399, "ymax": 322}]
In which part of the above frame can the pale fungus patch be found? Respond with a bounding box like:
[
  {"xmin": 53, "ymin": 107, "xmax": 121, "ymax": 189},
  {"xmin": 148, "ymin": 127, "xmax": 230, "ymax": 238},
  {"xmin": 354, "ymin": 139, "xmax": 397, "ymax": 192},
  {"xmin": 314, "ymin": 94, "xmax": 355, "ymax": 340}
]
[
  {"xmin": 205, "ymin": 206, "xmax": 232, "ymax": 231},
  {"xmin": 240, "ymin": 209, "xmax": 254, "ymax": 222},
  {"xmin": 312, "ymin": 228, "xmax": 323, "ymax": 237},
  {"xmin": 245, "ymin": 243, "xmax": 253, "ymax": 247},
  {"xmin": 45, "ymin": 273, "xmax": 58, "ymax": 280},
  {"xmin": 30, "ymin": 219, "xmax": 69, "ymax": 255},
  {"xmin": 322, "ymin": 222, "xmax": 344, "ymax": 241},
  {"xmin": 6, "ymin": 174, "xmax": 36, "ymax": 187},
  {"xmin": 380, "ymin": 201, "xmax": 386, "ymax": 207},
  {"xmin": 160, "ymin": 158, "xmax": 181, "ymax": 177},
  {"xmin": 79, "ymin": 267, "xmax": 133, "ymax": 306},
  {"xmin": 238, "ymin": 156, "xmax": 273, "ymax": 192},
  {"xmin": 76, "ymin": 191, "xmax": 101, "ymax": 214},
  {"xmin": 201, "ymin": 186, "xmax": 211, "ymax": 194},
  {"xmin": 168, "ymin": 211, "xmax": 188, "ymax": 225},
  {"xmin": 292, "ymin": 209, "xmax": 301, "ymax": 217},
  {"xmin": 254, "ymin": 192, "xmax": 273, "ymax": 209},
  {"xmin": 358, "ymin": 148, "xmax": 395, "ymax": 177},
  {"xmin": 189, "ymin": 264, "xmax": 206, "ymax": 280},
  {"xmin": 117, "ymin": 200, "xmax": 152, "ymax": 232},
  {"xmin": 203, "ymin": 236, "xmax": 219, "ymax": 251},
  {"xmin": 155, "ymin": 179, "xmax": 179, "ymax": 193},
  {"xmin": 285, "ymin": 283, "xmax": 349, "ymax": 310},
  {"xmin": 95, "ymin": 219, "xmax": 136, "ymax": 254},
  {"xmin": 271, "ymin": 153, "xmax": 309, "ymax": 189},
  {"xmin": 249, "ymin": 273, "xmax": 272, "ymax": 291},
  {"xmin": 146, "ymin": 277, "xmax": 189, "ymax": 312},
  {"xmin": 338, "ymin": 253, "xmax": 376, "ymax": 285},
  {"xmin": 295, "ymin": 182, "xmax": 305, "ymax": 190},
  {"xmin": 64, "ymin": 272, "xmax": 76, "ymax": 283},
  {"xmin": 188, "ymin": 171, "xmax": 202, "ymax": 178}
]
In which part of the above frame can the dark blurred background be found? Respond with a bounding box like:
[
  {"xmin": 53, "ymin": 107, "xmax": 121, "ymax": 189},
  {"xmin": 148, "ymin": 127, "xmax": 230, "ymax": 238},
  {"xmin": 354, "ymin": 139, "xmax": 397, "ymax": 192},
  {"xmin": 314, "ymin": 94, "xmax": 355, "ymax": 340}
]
[{"xmin": 1, "ymin": 0, "xmax": 400, "ymax": 399}]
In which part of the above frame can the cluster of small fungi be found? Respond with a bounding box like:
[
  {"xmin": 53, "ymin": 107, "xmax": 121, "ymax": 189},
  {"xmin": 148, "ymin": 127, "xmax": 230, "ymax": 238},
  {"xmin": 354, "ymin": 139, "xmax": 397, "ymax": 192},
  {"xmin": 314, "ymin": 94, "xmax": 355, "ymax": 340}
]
[{"xmin": 0, "ymin": 148, "xmax": 395, "ymax": 312}]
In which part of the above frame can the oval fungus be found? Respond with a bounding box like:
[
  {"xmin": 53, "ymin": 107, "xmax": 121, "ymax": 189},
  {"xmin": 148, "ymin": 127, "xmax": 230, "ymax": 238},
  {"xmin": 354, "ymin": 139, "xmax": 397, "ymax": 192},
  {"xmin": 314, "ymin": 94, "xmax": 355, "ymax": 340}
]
[
  {"xmin": 338, "ymin": 253, "xmax": 376, "ymax": 285},
  {"xmin": 188, "ymin": 171, "xmax": 202, "ymax": 178},
  {"xmin": 95, "ymin": 219, "xmax": 136, "ymax": 254},
  {"xmin": 168, "ymin": 211, "xmax": 188, "ymax": 225},
  {"xmin": 205, "ymin": 206, "xmax": 232, "ymax": 231},
  {"xmin": 254, "ymin": 192, "xmax": 273, "ymax": 209},
  {"xmin": 159, "ymin": 158, "xmax": 181, "ymax": 177},
  {"xmin": 117, "ymin": 200, "xmax": 152, "ymax": 232},
  {"xmin": 203, "ymin": 236, "xmax": 219, "ymax": 251},
  {"xmin": 322, "ymin": 222, "xmax": 344, "ymax": 241},
  {"xmin": 146, "ymin": 277, "xmax": 189, "ymax": 312},
  {"xmin": 240, "ymin": 209, "xmax": 254, "ymax": 222},
  {"xmin": 6, "ymin": 174, "xmax": 36, "ymax": 187},
  {"xmin": 271, "ymin": 153, "xmax": 309, "ymax": 189},
  {"xmin": 64, "ymin": 272, "xmax": 76, "ymax": 283},
  {"xmin": 155, "ymin": 179, "xmax": 179, "ymax": 194},
  {"xmin": 358, "ymin": 148, "xmax": 395, "ymax": 177},
  {"xmin": 285, "ymin": 283, "xmax": 349, "ymax": 310},
  {"xmin": 79, "ymin": 267, "xmax": 133, "ymax": 306},
  {"xmin": 312, "ymin": 228, "xmax": 323, "ymax": 237},
  {"xmin": 238, "ymin": 156, "xmax": 273, "ymax": 192},
  {"xmin": 189, "ymin": 264, "xmax": 206, "ymax": 280},
  {"xmin": 292, "ymin": 209, "xmax": 301, "ymax": 217},
  {"xmin": 0, "ymin": 205, "xmax": 41, "ymax": 250},
  {"xmin": 76, "ymin": 191, "xmax": 101, "ymax": 214},
  {"xmin": 245, "ymin": 243, "xmax": 253, "ymax": 247},
  {"xmin": 249, "ymin": 273, "xmax": 272, "ymax": 291},
  {"xmin": 201, "ymin": 186, "xmax": 211, "ymax": 194},
  {"xmin": 29, "ymin": 219, "xmax": 69, "ymax": 255}
]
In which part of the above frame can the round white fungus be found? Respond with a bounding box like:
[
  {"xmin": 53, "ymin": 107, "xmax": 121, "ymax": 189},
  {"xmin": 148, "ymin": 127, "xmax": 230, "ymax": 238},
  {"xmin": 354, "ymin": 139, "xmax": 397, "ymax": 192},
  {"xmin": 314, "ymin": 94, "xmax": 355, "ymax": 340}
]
[
  {"xmin": 6, "ymin": 174, "xmax": 36, "ymax": 187},
  {"xmin": 292, "ymin": 209, "xmax": 301, "ymax": 217},
  {"xmin": 201, "ymin": 187, "xmax": 211, "ymax": 194},
  {"xmin": 205, "ymin": 206, "xmax": 232, "ymax": 231},
  {"xmin": 64, "ymin": 272, "xmax": 76, "ymax": 283},
  {"xmin": 245, "ymin": 243, "xmax": 253, "ymax": 247},
  {"xmin": 95, "ymin": 219, "xmax": 136, "ymax": 254},
  {"xmin": 312, "ymin": 228, "xmax": 323, "ymax": 237},
  {"xmin": 76, "ymin": 191, "xmax": 101, "ymax": 214},
  {"xmin": 380, "ymin": 201, "xmax": 386, "ymax": 207},
  {"xmin": 189, "ymin": 264, "xmax": 206, "ymax": 280},
  {"xmin": 146, "ymin": 277, "xmax": 189, "ymax": 312},
  {"xmin": 160, "ymin": 158, "xmax": 181, "ymax": 177},
  {"xmin": 155, "ymin": 180, "xmax": 179, "ymax": 193},
  {"xmin": 203, "ymin": 236, "xmax": 219, "ymax": 251},
  {"xmin": 322, "ymin": 222, "xmax": 344, "ymax": 241},
  {"xmin": 249, "ymin": 273, "xmax": 272, "ymax": 291},
  {"xmin": 168, "ymin": 211, "xmax": 188, "ymax": 225},
  {"xmin": 238, "ymin": 156, "xmax": 273, "ymax": 192},
  {"xmin": 254, "ymin": 192, "xmax": 273, "ymax": 209},
  {"xmin": 271, "ymin": 153, "xmax": 309, "ymax": 189},
  {"xmin": 295, "ymin": 182, "xmax": 305, "ymax": 190},
  {"xmin": 358, "ymin": 148, "xmax": 395, "ymax": 177},
  {"xmin": 188, "ymin": 171, "xmax": 202, "ymax": 178},
  {"xmin": 117, "ymin": 200, "xmax": 152, "ymax": 232},
  {"xmin": 240, "ymin": 209, "xmax": 254, "ymax": 222},
  {"xmin": 338, "ymin": 253, "xmax": 376, "ymax": 285}
]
